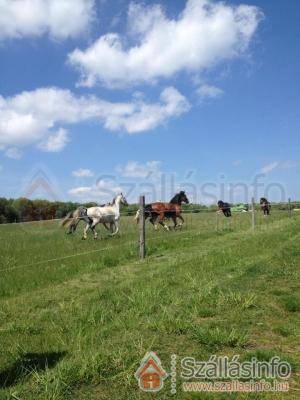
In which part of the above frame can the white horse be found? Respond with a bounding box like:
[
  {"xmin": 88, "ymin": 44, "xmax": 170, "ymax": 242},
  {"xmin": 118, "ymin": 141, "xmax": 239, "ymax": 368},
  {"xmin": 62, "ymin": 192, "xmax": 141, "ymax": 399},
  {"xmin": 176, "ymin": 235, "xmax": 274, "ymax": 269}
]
[{"xmin": 82, "ymin": 193, "xmax": 128, "ymax": 240}]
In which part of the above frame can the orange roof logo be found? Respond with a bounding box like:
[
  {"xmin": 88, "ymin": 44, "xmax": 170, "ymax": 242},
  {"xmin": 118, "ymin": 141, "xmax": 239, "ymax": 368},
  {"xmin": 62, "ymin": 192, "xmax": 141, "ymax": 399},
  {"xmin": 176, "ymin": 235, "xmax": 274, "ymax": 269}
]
[{"xmin": 135, "ymin": 351, "xmax": 168, "ymax": 392}]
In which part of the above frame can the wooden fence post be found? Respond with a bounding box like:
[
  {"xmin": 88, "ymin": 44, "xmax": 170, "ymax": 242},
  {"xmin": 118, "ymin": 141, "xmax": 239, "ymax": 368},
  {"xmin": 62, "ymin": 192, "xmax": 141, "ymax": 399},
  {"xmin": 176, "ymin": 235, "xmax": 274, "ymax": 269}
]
[
  {"xmin": 139, "ymin": 195, "xmax": 146, "ymax": 259},
  {"xmin": 251, "ymin": 197, "xmax": 256, "ymax": 231},
  {"xmin": 288, "ymin": 197, "xmax": 292, "ymax": 218}
]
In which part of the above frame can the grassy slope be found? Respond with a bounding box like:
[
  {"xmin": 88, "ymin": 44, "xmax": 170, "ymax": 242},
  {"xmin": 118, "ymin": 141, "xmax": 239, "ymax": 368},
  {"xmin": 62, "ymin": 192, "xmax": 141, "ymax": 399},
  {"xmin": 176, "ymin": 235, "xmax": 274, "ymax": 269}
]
[{"xmin": 0, "ymin": 212, "xmax": 299, "ymax": 399}]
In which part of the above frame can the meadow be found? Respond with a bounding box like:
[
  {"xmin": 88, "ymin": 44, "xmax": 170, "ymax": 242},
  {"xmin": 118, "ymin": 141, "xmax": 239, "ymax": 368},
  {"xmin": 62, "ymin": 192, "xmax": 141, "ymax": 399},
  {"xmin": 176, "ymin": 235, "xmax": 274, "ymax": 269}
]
[{"xmin": 0, "ymin": 210, "xmax": 299, "ymax": 399}]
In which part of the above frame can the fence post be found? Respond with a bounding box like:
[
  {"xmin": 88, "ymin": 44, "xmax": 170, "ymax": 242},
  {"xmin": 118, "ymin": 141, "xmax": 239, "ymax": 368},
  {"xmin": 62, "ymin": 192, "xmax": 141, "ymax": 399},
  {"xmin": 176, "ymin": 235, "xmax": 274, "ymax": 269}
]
[
  {"xmin": 139, "ymin": 195, "xmax": 146, "ymax": 259},
  {"xmin": 251, "ymin": 197, "xmax": 256, "ymax": 231},
  {"xmin": 288, "ymin": 197, "xmax": 292, "ymax": 218}
]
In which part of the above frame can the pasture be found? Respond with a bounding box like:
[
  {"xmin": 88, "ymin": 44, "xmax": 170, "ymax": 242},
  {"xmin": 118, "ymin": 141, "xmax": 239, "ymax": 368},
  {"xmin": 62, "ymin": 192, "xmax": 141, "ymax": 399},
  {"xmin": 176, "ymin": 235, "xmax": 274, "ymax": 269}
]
[{"xmin": 0, "ymin": 210, "xmax": 299, "ymax": 399}]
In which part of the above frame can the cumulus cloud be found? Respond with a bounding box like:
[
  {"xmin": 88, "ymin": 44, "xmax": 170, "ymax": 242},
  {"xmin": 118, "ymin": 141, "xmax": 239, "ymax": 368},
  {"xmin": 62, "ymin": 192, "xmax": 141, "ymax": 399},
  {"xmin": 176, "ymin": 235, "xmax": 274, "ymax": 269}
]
[
  {"xmin": 260, "ymin": 160, "xmax": 300, "ymax": 174},
  {"xmin": 0, "ymin": 0, "xmax": 95, "ymax": 40},
  {"xmin": 38, "ymin": 128, "xmax": 69, "ymax": 152},
  {"xmin": 68, "ymin": 0, "xmax": 262, "ymax": 87},
  {"xmin": 72, "ymin": 168, "xmax": 94, "ymax": 177},
  {"xmin": 117, "ymin": 160, "xmax": 162, "ymax": 179},
  {"xmin": 0, "ymin": 86, "xmax": 189, "ymax": 152},
  {"xmin": 5, "ymin": 147, "xmax": 22, "ymax": 159},
  {"xmin": 197, "ymin": 84, "xmax": 224, "ymax": 99},
  {"xmin": 105, "ymin": 87, "xmax": 190, "ymax": 132},
  {"xmin": 68, "ymin": 179, "xmax": 122, "ymax": 202},
  {"xmin": 260, "ymin": 162, "xmax": 279, "ymax": 174},
  {"xmin": 233, "ymin": 159, "xmax": 242, "ymax": 167}
]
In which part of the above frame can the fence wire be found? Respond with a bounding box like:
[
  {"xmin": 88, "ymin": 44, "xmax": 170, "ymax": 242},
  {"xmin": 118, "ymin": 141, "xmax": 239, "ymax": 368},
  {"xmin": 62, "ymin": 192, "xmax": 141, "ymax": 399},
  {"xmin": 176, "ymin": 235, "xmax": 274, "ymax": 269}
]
[{"xmin": 0, "ymin": 203, "xmax": 297, "ymax": 275}]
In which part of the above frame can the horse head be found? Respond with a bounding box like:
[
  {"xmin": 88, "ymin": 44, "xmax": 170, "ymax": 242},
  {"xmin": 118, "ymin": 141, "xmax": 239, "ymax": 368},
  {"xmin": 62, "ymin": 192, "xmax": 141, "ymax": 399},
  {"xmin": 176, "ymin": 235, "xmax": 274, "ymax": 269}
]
[
  {"xmin": 119, "ymin": 192, "xmax": 128, "ymax": 206},
  {"xmin": 179, "ymin": 191, "xmax": 189, "ymax": 204},
  {"xmin": 170, "ymin": 191, "xmax": 189, "ymax": 204},
  {"xmin": 218, "ymin": 200, "xmax": 224, "ymax": 208}
]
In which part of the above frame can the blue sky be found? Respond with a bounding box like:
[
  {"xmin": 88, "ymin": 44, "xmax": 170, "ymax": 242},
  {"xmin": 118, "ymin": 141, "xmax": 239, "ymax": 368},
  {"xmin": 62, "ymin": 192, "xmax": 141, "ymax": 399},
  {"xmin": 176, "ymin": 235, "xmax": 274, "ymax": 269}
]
[{"xmin": 0, "ymin": 0, "xmax": 299, "ymax": 204}]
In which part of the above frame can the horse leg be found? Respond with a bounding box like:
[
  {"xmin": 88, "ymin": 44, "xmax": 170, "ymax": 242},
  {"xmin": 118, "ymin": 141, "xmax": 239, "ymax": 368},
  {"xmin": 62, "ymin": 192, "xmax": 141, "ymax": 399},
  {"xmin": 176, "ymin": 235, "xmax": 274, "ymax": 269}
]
[
  {"xmin": 177, "ymin": 215, "xmax": 184, "ymax": 228},
  {"xmin": 82, "ymin": 222, "xmax": 90, "ymax": 240},
  {"xmin": 111, "ymin": 221, "xmax": 119, "ymax": 236},
  {"xmin": 102, "ymin": 222, "xmax": 110, "ymax": 231},
  {"xmin": 108, "ymin": 221, "xmax": 115, "ymax": 234},
  {"xmin": 91, "ymin": 220, "xmax": 99, "ymax": 239},
  {"xmin": 66, "ymin": 224, "xmax": 73, "ymax": 234},
  {"xmin": 149, "ymin": 214, "xmax": 158, "ymax": 229},
  {"xmin": 172, "ymin": 215, "xmax": 177, "ymax": 229},
  {"xmin": 158, "ymin": 213, "xmax": 169, "ymax": 231},
  {"xmin": 72, "ymin": 218, "xmax": 81, "ymax": 233},
  {"xmin": 66, "ymin": 216, "xmax": 78, "ymax": 234}
]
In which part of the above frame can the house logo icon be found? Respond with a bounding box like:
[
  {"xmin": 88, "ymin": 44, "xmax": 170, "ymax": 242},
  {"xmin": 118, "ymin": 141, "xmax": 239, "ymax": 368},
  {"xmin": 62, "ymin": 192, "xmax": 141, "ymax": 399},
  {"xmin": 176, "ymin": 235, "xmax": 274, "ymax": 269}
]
[
  {"xmin": 23, "ymin": 169, "xmax": 58, "ymax": 200},
  {"xmin": 135, "ymin": 351, "xmax": 168, "ymax": 392}
]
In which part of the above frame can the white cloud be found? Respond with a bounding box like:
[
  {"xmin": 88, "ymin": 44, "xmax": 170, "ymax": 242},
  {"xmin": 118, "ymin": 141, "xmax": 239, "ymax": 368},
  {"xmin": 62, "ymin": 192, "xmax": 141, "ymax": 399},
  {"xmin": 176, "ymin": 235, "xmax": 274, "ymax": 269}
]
[
  {"xmin": 72, "ymin": 168, "xmax": 94, "ymax": 177},
  {"xmin": 197, "ymin": 84, "xmax": 224, "ymax": 99},
  {"xmin": 259, "ymin": 161, "xmax": 300, "ymax": 175},
  {"xmin": 233, "ymin": 159, "xmax": 242, "ymax": 167},
  {"xmin": 260, "ymin": 162, "xmax": 279, "ymax": 174},
  {"xmin": 0, "ymin": 0, "xmax": 95, "ymax": 40},
  {"xmin": 0, "ymin": 86, "xmax": 189, "ymax": 152},
  {"xmin": 5, "ymin": 147, "xmax": 22, "ymax": 159},
  {"xmin": 68, "ymin": 0, "xmax": 262, "ymax": 88},
  {"xmin": 38, "ymin": 128, "xmax": 69, "ymax": 152},
  {"xmin": 105, "ymin": 87, "xmax": 190, "ymax": 132},
  {"xmin": 68, "ymin": 179, "xmax": 122, "ymax": 202},
  {"xmin": 68, "ymin": 186, "xmax": 92, "ymax": 196},
  {"xmin": 117, "ymin": 160, "xmax": 162, "ymax": 179}
]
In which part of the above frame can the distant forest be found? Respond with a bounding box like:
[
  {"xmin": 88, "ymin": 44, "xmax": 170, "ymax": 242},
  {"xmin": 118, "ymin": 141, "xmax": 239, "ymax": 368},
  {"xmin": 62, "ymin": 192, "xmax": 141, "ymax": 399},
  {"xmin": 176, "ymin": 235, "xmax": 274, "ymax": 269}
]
[
  {"xmin": 0, "ymin": 197, "xmax": 298, "ymax": 223},
  {"xmin": 0, "ymin": 197, "xmax": 140, "ymax": 223}
]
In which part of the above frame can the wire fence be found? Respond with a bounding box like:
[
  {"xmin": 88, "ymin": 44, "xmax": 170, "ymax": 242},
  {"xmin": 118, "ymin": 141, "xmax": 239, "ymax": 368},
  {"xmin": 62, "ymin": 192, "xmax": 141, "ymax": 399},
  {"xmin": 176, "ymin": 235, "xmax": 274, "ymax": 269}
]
[{"xmin": 0, "ymin": 199, "xmax": 298, "ymax": 274}]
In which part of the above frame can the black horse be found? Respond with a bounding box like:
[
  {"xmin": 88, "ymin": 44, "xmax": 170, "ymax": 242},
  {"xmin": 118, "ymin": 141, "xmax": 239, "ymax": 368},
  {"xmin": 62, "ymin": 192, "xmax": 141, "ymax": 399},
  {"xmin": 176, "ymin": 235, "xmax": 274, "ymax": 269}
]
[
  {"xmin": 260, "ymin": 197, "xmax": 271, "ymax": 216},
  {"xmin": 218, "ymin": 200, "xmax": 231, "ymax": 217}
]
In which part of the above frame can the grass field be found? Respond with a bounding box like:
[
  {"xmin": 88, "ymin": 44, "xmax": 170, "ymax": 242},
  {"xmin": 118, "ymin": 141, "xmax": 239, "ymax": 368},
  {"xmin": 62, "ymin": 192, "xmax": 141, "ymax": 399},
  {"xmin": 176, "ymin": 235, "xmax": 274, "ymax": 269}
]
[{"xmin": 0, "ymin": 210, "xmax": 299, "ymax": 399}]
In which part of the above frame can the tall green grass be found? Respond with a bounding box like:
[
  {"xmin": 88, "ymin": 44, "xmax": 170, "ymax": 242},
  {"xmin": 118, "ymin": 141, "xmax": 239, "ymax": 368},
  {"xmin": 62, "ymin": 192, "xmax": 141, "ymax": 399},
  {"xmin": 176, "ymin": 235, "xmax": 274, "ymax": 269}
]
[{"xmin": 0, "ymin": 211, "xmax": 299, "ymax": 399}]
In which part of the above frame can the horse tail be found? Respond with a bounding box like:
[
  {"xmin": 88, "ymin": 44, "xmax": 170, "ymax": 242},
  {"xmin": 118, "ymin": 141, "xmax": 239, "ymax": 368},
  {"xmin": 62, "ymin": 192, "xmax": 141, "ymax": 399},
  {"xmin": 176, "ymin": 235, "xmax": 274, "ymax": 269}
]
[
  {"xmin": 61, "ymin": 211, "xmax": 74, "ymax": 228},
  {"xmin": 134, "ymin": 204, "xmax": 153, "ymax": 223}
]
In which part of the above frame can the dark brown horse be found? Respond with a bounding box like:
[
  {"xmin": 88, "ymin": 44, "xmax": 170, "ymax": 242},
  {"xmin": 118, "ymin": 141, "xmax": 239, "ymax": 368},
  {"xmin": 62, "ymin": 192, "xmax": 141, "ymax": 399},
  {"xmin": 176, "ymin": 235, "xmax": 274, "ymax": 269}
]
[
  {"xmin": 260, "ymin": 197, "xmax": 271, "ymax": 216},
  {"xmin": 218, "ymin": 200, "xmax": 231, "ymax": 217},
  {"xmin": 135, "ymin": 191, "xmax": 189, "ymax": 230}
]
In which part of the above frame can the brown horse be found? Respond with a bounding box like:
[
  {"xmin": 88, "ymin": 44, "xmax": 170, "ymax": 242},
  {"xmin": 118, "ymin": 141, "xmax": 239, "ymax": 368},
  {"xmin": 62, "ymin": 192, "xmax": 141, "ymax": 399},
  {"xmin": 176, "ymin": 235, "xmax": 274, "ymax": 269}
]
[
  {"xmin": 260, "ymin": 197, "xmax": 271, "ymax": 216},
  {"xmin": 135, "ymin": 191, "xmax": 189, "ymax": 230}
]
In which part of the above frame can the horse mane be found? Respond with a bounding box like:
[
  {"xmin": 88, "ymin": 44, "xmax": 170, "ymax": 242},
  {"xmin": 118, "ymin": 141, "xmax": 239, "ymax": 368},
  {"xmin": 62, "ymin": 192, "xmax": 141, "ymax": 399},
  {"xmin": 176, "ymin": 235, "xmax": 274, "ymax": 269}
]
[
  {"xmin": 99, "ymin": 197, "xmax": 115, "ymax": 207},
  {"xmin": 218, "ymin": 200, "xmax": 230, "ymax": 208},
  {"xmin": 260, "ymin": 197, "xmax": 268, "ymax": 204},
  {"xmin": 170, "ymin": 193, "xmax": 180, "ymax": 204}
]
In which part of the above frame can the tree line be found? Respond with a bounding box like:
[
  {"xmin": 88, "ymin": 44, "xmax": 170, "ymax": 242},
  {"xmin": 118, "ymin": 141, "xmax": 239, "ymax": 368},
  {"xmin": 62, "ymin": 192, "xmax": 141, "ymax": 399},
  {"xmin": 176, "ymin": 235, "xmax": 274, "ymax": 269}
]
[
  {"xmin": 0, "ymin": 197, "xmax": 142, "ymax": 223},
  {"xmin": 0, "ymin": 197, "xmax": 298, "ymax": 224},
  {"xmin": 0, "ymin": 197, "xmax": 82, "ymax": 223}
]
